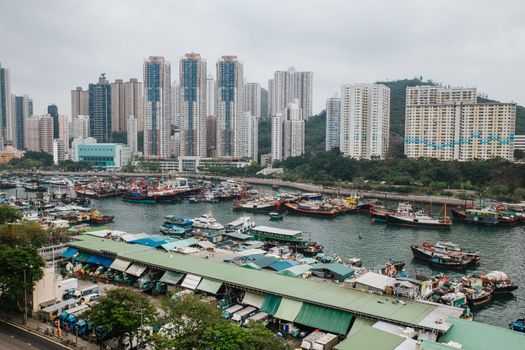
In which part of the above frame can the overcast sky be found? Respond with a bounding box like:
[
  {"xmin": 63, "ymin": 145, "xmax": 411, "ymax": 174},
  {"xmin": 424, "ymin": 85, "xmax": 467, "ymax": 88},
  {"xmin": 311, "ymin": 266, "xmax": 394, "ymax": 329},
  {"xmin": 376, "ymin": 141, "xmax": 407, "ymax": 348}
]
[{"xmin": 1, "ymin": 0, "xmax": 524, "ymax": 116}]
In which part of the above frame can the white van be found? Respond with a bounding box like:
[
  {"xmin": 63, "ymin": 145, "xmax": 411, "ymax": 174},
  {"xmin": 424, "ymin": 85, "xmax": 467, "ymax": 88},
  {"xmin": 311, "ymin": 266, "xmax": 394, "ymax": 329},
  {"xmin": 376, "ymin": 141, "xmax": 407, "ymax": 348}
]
[{"xmin": 231, "ymin": 306, "xmax": 257, "ymax": 322}]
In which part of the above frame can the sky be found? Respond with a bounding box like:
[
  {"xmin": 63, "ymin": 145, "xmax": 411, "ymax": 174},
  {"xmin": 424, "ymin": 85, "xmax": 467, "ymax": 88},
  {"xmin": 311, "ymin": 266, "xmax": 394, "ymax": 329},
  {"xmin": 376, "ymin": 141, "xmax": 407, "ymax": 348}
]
[{"xmin": 1, "ymin": 0, "xmax": 524, "ymax": 116}]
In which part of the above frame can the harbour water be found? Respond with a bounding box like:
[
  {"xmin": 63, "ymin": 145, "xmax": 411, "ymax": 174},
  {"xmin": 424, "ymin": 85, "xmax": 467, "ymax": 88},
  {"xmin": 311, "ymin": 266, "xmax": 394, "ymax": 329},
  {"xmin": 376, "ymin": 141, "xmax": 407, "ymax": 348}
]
[{"xmin": 89, "ymin": 187, "xmax": 525, "ymax": 328}]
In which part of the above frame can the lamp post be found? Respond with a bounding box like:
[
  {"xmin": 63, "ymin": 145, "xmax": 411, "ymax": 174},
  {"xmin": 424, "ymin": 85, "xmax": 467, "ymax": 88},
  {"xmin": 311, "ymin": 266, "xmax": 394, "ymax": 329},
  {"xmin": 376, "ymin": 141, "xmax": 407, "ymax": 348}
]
[{"xmin": 23, "ymin": 264, "xmax": 33, "ymax": 325}]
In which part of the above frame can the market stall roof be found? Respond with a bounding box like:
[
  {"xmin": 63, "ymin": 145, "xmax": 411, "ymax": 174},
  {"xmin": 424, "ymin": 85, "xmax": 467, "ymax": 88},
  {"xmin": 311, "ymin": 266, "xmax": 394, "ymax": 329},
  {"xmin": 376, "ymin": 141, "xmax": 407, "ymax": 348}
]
[
  {"xmin": 335, "ymin": 326, "xmax": 404, "ymax": 350},
  {"xmin": 109, "ymin": 258, "xmax": 131, "ymax": 272},
  {"xmin": 260, "ymin": 294, "xmax": 282, "ymax": 316},
  {"xmin": 294, "ymin": 302, "xmax": 353, "ymax": 335},
  {"xmin": 273, "ymin": 298, "xmax": 303, "ymax": 322},
  {"xmin": 277, "ymin": 264, "xmax": 313, "ymax": 278},
  {"xmin": 73, "ymin": 252, "xmax": 91, "ymax": 262},
  {"xmin": 242, "ymin": 292, "xmax": 266, "ymax": 309},
  {"xmin": 180, "ymin": 273, "xmax": 202, "ymax": 290},
  {"xmin": 196, "ymin": 278, "xmax": 223, "ymax": 295},
  {"xmin": 61, "ymin": 247, "xmax": 78, "ymax": 259},
  {"xmin": 67, "ymin": 236, "xmax": 462, "ymax": 333},
  {"xmin": 268, "ymin": 260, "xmax": 298, "ymax": 271},
  {"xmin": 86, "ymin": 255, "xmax": 114, "ymax": 267},
  {"xmin": 161, "ymin": 238, "xmax": 199, "ymax": 251},
  {"xmin": 159, "ymin": 271, "xmax": 184, "ymax": 285},
  {"xmin": 438, "ymin": 317, "xmax": 525, "ymax": 350},
  {"xmin": 125, "ymin": 264, "xmax": 147, "ymax": 277}
]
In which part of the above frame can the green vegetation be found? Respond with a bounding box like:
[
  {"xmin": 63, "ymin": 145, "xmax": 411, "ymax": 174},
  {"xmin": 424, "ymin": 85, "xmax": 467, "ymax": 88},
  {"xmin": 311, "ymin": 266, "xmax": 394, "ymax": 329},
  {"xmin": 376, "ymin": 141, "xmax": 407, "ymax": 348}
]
[
  {"xmin": 7, "ymin": 151, "xmax": 54, "ymax": 169},
  {"xmin": 258, "ymin": 117, "xmax": 271, "ymax": 156},
  {"xmin": 85, "ymin": 288, "xmax": 157, "ymax": 348},
  {"xmin": 277, "ymin": 149, "xmax": 525, "ymax": 201},
  {"xmin": 0, "ymin": 209, "xmax": 47, "ymax": 313},
  {"xmin": 151, "ymin": 295, "xmax": 285, "ymax": 350},
  {"xmin": 112, "ymin": 131, "xmax": 128, "ymax": 144},
  {"xmin": 206, "ymin": 162, "xmax": 263, "ymax": 177}
]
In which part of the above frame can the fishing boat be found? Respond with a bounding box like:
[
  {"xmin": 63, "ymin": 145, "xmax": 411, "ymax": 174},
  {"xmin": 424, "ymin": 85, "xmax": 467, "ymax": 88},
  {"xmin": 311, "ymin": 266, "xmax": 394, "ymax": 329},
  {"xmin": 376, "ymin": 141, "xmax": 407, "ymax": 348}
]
[
  {"xmin": 284, "ymin": 202, "xmax": 338, "ymax": 218},
  {"xmin": 462, "ymin": 287, "xmax": 492, "ymax": 308},
  {"xmin": 122, "ymin": 178, "xmax": 201, "ymax": 203},
  {"xmin": 164, "ymin": 215, "xmax": 193, "ymax": 228},
  {"xmin": 386, "ymin": 204, "xmax": 451, "ymax": 229},
  {"xmin": 232, "ymin": 198, "xmax": 281, "ymax": 213},
  {"xmin": 509, "ymin": 319, "xmax": 525, "ymax": 333},
  {"xmin": 23, "ymin": 183, "xmax": 47, "ymax": 192},
  {"xmin": 268, "ymin": 212, "xmax": 283, "ymax": 221},
  {"xmin": 411, "ymin": 241, "xmax": 480, "ymax": 269},
  {"xmin": 451, "ymin": 207, "xmax": 499, "ymax": 226},
  {"xmin": 160, "ymin": 225, "xmax": 191, "ymax": 237},
  {"xmin": 192, "ymin": 213, "xmax": 224, "ymax": 230},
  {"xmin": 481, "ymin": 271, "xmax": 518, "ymax": 295}
]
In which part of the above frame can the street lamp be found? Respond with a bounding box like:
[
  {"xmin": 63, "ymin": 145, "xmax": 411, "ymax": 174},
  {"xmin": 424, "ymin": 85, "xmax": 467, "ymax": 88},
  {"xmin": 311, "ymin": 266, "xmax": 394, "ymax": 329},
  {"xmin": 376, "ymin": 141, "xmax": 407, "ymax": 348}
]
[{"xmin": 23, "ymin": 264, "xmax": 33, "ymax": 325}]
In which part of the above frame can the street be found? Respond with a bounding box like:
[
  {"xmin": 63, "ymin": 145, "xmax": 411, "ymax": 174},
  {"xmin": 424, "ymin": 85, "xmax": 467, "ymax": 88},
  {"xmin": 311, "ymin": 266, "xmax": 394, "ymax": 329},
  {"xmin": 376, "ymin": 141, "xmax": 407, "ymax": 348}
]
[{"xmin": 0, "ymin": 319, "xmax": 71, "ymax": 350}]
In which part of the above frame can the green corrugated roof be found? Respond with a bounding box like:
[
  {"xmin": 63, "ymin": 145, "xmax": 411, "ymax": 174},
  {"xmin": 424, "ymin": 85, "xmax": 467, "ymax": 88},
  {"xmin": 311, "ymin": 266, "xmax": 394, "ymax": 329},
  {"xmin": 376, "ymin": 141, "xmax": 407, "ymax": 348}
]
[
  {"xmin": 273, "ymin": 298, "xmax": 303, "ymax": 322},
  {"xmin": 67, "ymin": 236, "xmax": 447, "ymax": 331},
  {"xmin": 295, "ymin": 302, "xmax": 353, "ymax": 335},
  {"xmin": 438, "ymin": 317, "xmax": 525, "ymax": 350},
  {"xmin": 260, "ymin": 294, "xmax": 282, "ymax": 316},
  {"xmin": 196, "ymin": 278, "xmax": 223, "ymax": 295},
  {"xmin": 422, "ymin": 341, "xmax": 456, "ymax": 350},
  {"xmin": 348, "ymin": 317, "xmax": 375, "ymax": 336},
  {"xmin": 159, "ymin": 271, "xmax": 184, "ymax": 285},
  {"xmin": 335, "ymin": 326, "xmax": 404, "ymax": 350}
]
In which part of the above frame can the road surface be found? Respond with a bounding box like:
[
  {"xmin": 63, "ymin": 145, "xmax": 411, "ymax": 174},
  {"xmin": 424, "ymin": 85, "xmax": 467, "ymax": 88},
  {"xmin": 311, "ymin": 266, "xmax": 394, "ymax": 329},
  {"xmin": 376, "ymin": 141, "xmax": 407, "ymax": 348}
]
[{"xmin": 0, "ymin": 319, "xmax": 71, "ymax": 350}]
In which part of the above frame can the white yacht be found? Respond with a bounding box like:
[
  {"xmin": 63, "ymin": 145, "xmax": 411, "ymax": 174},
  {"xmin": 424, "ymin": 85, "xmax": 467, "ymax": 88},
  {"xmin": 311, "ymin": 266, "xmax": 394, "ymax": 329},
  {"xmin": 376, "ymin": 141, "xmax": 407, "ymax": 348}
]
[{"xmin": 192, "ymin": 213, "xmax": 224, "ymax": 230}]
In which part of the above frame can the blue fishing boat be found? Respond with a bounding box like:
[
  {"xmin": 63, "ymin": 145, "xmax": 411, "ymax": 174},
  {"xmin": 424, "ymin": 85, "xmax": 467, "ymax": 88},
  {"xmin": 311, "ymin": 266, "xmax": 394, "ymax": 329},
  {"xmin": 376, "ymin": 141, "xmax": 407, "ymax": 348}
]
[
  {"xmin": 509, "ymin": 318, "xmax": 525, "ymax": 332},
  {"xmin": 160, "ymin": 225, "xmax": 191, "ymax": 237},
  {"xmin": 164, "ymin": 215, "xmax": 193, "ymax": 228}
]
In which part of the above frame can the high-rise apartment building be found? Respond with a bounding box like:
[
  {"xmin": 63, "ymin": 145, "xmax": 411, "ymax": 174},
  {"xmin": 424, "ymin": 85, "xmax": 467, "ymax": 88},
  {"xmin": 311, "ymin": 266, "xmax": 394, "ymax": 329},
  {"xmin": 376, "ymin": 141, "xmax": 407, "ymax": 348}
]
[
  {"xmin": 89, "ymin": 74, "xmax": 112, "ymax": 143},
  {"xmin": 72, "ymin": 115, "xmax": 90, "ymax": 139},
  {"xmin": 244, "ymin": 83, "xmax": 261, "ymax": 117},
  {"xmin": 111, "ymin": 78, "xmax": 142, "ymax": 133},
  {"xmin": 179, "ymin": 53, "xmax": 207, "ymax": 157},
  {"xmin": 404, "ymin": 86, "xmax": 516, "ymax": 161},
  {"xmin": 0, "ymin": 63, "xmax": 13, "ymax": 144},
  {"xmin": 58, "ymin": 115, "xmax": 69, "ymax": 153},
  {"xmin": 325, "ymin": 95, "xmax": 340, "ymax": 151},
  {"xmin": 268, "ymin": 67, "xmax": 313, "ymax": 119},
  {"xmin": 53, "ymin": 139, "xmax": 65, "ymax": 165},
  {"xmin": 271, "ymin": 99, "xmax": 304, "ymax": 161},
  {"xmin": 206, "ymin": 75, "xmax": 215, "ymax": 117},
  {"xmin": 171, "ymin": 80, "xmax": 180, "ymax": 128},
  {"xmin": 216, "ymin": 56, "xmax": 244, "ymax": 157},
  {"xmin": 47, "ymin": 104, "xmax": 59, "ymax": 139},
  {"xmin": 340, "ymin": 84, "xmax": 390, "ymax": 159},
  {"xmin": 206, "ymin": 116, "xmax": 217, "ymax": 157},
  {"xmin": 127, "ymin": 115, "xmax": 138, "ymax": 153},
  {"xmin": 143, "ymin": 56, "xmax": 172, "ymax": 158},
  {"xmin": 238, "ymin": 111, "xmax": 259, "ymax": 160},
  {"xmin": 24, "ymin": 115, "xmax": 54, "ymax": 154},
  {"xmin": 13, "ymin": 95, "xmax": 33, "ymax": 149},
  {"xmin": 71, "ymin": 87, "xmax": 89, "ymax": 119}
]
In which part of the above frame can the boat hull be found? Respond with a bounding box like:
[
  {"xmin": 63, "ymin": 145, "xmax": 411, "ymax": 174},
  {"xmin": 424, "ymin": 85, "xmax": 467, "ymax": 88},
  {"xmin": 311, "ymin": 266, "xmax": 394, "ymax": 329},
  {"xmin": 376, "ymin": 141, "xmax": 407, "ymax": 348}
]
[
  {"xmin": 284, "ymin": 203, "xmax": 338, "ymax": 218},
  {"xmin": 387, "ymin": 215, "xmax": 451, "ymax": 229}
]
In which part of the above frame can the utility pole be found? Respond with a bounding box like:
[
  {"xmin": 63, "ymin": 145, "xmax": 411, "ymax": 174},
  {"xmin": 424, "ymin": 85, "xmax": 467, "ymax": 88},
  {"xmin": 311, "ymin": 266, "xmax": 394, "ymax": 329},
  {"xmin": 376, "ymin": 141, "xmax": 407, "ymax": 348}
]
[{"xmin": 23, "ymin": 268, "xmax": 27, "ymax": 325}]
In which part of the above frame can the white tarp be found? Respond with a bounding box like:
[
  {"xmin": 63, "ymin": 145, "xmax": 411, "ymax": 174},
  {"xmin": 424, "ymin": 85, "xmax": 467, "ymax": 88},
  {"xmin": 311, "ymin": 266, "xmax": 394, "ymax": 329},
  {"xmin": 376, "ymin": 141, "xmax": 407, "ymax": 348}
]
[
  {"xmin": 109, "ymin": 258, "xmax": 131, "ymax": 272},
  {"xmin": 181, "ymin": 274, "xmax": 202, "ymax": 290},
  {"xmin": 242, "ymin": 292, "xmax": 266, "ymax": 309},
  {"xmin": 125, "ymin": 264, "xmax": 147, "ymax": 277}
]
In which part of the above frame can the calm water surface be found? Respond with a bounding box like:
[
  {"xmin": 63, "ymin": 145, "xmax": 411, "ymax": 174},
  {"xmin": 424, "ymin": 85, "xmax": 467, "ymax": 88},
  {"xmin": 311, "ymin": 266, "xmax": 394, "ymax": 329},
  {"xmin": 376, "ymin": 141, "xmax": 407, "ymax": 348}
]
[{"xmin": 90, "ymin": 188, "xmax": 525, "ymax": 328}]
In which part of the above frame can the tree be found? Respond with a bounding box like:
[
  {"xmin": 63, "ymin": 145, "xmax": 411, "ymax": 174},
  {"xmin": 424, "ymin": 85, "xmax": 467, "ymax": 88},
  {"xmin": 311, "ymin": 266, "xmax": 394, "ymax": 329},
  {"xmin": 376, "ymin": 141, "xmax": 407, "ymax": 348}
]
[
  {"xmin": 151, "ymin": 296, "xmax": 286, "ymax": 350},
  {"xmin": 0, "ymin": 222, "xmax": 49, "ymax": 249},
  {"xmin": 0, "ymin": 245, "xmax": 45, "ymax": 312},
  {"xmin": 0, "ymin": 205, "xmax": 21, "ymax": 224},
  {"xmin": 84, "ymin": 288, "xmax": 157, "ymax": 347}
]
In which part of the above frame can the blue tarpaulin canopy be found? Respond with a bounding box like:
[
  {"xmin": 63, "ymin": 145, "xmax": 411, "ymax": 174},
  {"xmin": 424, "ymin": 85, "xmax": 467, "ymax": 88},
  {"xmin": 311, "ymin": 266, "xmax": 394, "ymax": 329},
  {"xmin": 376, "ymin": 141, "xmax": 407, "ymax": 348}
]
[
  {"xmin": 61, "ymin": 247, "xmax": 78, "ymax": 259},
  {"xmin": 269, "ymin": 260, "xmax": 298, "ymax": 271},
  {"xmin": 86, "ymin": 255, "xmax": 114, "ymax": 267},
  {"xmin": 129, "ymin": 235, "xmax": 171, "ymax": 248}
]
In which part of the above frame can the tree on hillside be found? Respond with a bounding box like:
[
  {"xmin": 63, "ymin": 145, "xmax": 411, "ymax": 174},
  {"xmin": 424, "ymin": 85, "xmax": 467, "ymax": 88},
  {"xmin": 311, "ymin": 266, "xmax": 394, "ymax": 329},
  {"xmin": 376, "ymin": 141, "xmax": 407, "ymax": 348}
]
[
  {"xmin": 0, "ymin": 205, "xmax": 21, "ymax": 224},
  {"xmin": 84, "ymin": 288, "xmax": 157, "ymax": 348}
]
